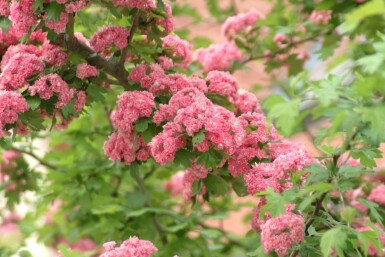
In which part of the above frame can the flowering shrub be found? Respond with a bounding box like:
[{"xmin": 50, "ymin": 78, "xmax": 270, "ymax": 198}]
[{"xmin": 0, "ymin": 0, "xmax": 385, "ymax": 257}]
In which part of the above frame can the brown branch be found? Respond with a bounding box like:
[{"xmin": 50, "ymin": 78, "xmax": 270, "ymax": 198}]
[
  {"xmin": 242, "ymin": 32, "xmax": 327, "ymax": 65},
  {"xmin": 11, "ymin": 147, "xmax": 57, "ymax": 170},
  {"xmin": 119, "ymin": 12, "xmax": 140, "ymax": 67}
]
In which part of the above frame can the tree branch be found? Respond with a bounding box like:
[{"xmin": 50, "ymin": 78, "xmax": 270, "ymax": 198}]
[
  {"xmin": 131, "ymin": 167, "xmax": 168, "ymax": 244},
  {"xmin": 11, "ymin": 147, "xmax": 57, "ymax": 170},
  {"xmin": 119, "ymin": 12, "xmax": 140, "ymax": 67}
]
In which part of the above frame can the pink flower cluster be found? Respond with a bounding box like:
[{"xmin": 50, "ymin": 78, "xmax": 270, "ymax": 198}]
[
  {"xmin": 260, "ymin": 205, "xmax": 305, "ymax": 256},
  {"xmin": 182, "ymin": 165, "xmax": 208, "ymax": 201},
  {"xmin": 112, "ymin": 0, "xmax": 156, "ymax": 10},
  {"xmin": 57, "ymin": 0, "xmax": 88, "ymax": 13},
  {"xmin": 161, "ymin": 35, "xmax": 192, "ymax": 68},
  {"xmin": 0, "ymin": 52, "xmax": 44, "ymax": 90},
  {"xmin": 100, "ymin": 236, "xmax": 157, "ymax": 257},
  {"xmin": 0, "ymin": 0, "xmax": 10, "ymax": 16},
  {"xmin": 244, "ymin": 141, "xmax": 315, "ymax": 194},
  {"xmin": 90, "ymin": 26, "xmax": 130, "ymax": 53},
  {"xmin": 76, "ymin": 64, "xmax": 99, "ymax": 79},
  {"xmin": 29, "ymin": 73, "xmax": 74, "ymax": 109},
  {"xmin": 44, "ymin": 12, "xmax": 69, "ymax": 34},
  {"xmin": 129, "ymin": 62, "xmax": 207, "ymax": 94},
  {"xmin": 9, "ymin": 0, "xmax": 36, "ymax": 37},
  {"xmin": 155, "ymin": 4, "xmax": 175, "ymax": 34},
  {"xmin": 354, "ymin": 220, "xmax": 385, "ymax": 256},
  {"xmin": 368, "ymin": 184, "xmax": 385, "ymax": 205},
  {"xmin": 0, "ymin": 91, "xmax": 29, "ymax": 138},
  {"xmin": 221, "ymin": 9, "xmax": 264, "ymax": 38},
  {"xmin": 104, "ymin": 91, "xmax": 155, "ymax": 164},
  {"xmin": 309, "ymin": 10, "xmax": 332, "ymax": 25},
  {"xmin": 164, "ymin": 171, "xmax": 184, "ymax": 196},
  {"xmin": 195, "ymin": 41, "xmax": 242, "ymax": 72}
]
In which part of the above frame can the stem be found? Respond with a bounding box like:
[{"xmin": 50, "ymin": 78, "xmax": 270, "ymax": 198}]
[
  {"xmin": 198, "ymin": 222, "xmax": 245, "ymax": 248},
  {"xmin": 119, "ymin": 12, "xmax": 140, "ymax": 67},
  {"xmin": 131, "ymin": 167, "xmax": 168, "ymax": 244},
  {"xmin": 242, "ymin": 32, "xmax": 327, "ymax": 65},
  {"xmin": 11, "ymin": 147, "xmax": 57, "ymax": 170}
]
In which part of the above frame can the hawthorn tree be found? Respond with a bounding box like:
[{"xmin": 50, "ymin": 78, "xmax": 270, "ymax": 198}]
[{"xmin": 1, "ymin": 0, "xmax": 385, "ymax": 257}]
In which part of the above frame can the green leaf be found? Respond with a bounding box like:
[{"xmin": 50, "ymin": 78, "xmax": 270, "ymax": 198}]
[
  {"xmin": 232, "ymin": 176, "xmax": 248, "ymax": 197},
  {"xmin": 356, "ymin": 53, "xmax": 385, "ymax": 74},
  {"xmin": 338, "ymin": 165, "xmax": 369, "ymax": 179},
  {"xmin": 267, "ymin": 99, "xmax": 300, "ymax": 136},
  {"xmin": 0, "ymin": 17, "xmax": 12, "ymax": 33},
  {"xmin": 320, "ymin": 226, "xmax": 347, "ymax": 257},
  {"xmin": 259, "ymin": 188, "xmax": 286, "ymax": 218},
  {"xmin": 192, "ymin": 129, "xmax": 205, "ymax": 145},
  {"xmin": 342, "ymin": 0, "xmax": 385, "ymax": 33},
  {"xmin": 135, "ymin": 118, "xmax": 152, "ymax": 133},
  {"xmin": 45, "ymin": 2, "xmax": 66, "ymax": 22},
  {"xmin": 350, "ymin": 148, "xmax": 382, "ymax": 168},
  {"xmin": 204, "ymin": 174, "xmax": 229, "ymax": 196},
  {"xmin": 358, "ymin": 199, "xmax": 383, "ymax": 223},
  {"xmin": 86, "ymin": 85, "xmax": 106, "ymax": 102},
  {"xmin": 313, "ymin": 76, "xmax": 341, "ymax": 106},
  {"xmin": 18, "ymin": 111, "xmax": 45, "ymax": 131},
  {"xmin": 196, "ymin": 149, "xmax": 224, "ymax": 169},
  {"xmin": 24, "ymin": 96, "xmax": 41, "ymax": 111}
]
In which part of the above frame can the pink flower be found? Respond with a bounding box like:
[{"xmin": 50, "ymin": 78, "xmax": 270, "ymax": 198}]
[
  {"xmin": 309, "ymin": 10, "xmax": 332, "ymax": 25},
  {"xmin": 111, "ymin": 91, "xmax": 155, "ymax": 132},
  {"xmin": 28, "ymin": 73, "xmax": 74, "ymax": 109},
  {"xmin": 57, "ymin": 0, "xmax": 87, "ymax": 13},
  {"xmin": 273, "ymin": 33, "xmax": 289, "ymax": 48},
  {"xmin": 234, "ymin": 89, "xmax": 260, "ymax": 114},
  {"xmin": 100, "ymin": 236, "xmax": 157, "ymax": 257},
  {"xmin": 155, "ymin": 3, "xmax": 174, "ymax": 34},
  {"xmin": 195, "ymin": 41, "xmax": 243, "ymax": 72},
  {"xmin": 206, "ymin": 71, "xmax": 238, "ymax": 101},
  {"xmin": 76, "ymin": 64, "xmax": 99, "ymax": 79},
  {"xmin": 368, "ymin": 184, "xmax": 385, "ymax": 205},
  {"xmin": 162, "ymin": 35, "xmax": 192, "ymax": 68},
  {"xmin": 44, "ymin": 12, "xmax": 69, "ymax": 34},
  {"xmin": 182, "ymin": 165, "xmax": 208, "ymax": 201},
  {"xmin": 74, "ymin": 91, "xmax": 87, "ymax": 112},
  {"xmin": 164, "ymin": 171, "xmax": 184, "ymax": 196},
  {"xmin": 221, "ymin": 9, "xmax": 264, "ymax": 38},
  {"xmin": 90, "ymin": 25, "xmax": 130, "ymax": 53},
  {"xmin": 2, "ymin": 150, "xmax": 21, "ymax": 164},
  {"xmin": 0, "ymin": 0, "xmax": 10, "ymax": 16},
  {"xmin": 1, "ymin": 44, "xmax": 41, "ymax": 70},
  {"xmin": 260, "ymin": 205, "xmax": 305, "ymax": 257},
  {"xmin": 40, "ymin": 43, "xmax": 68, "ymax": 67},
  {"xmin": 0, "ymin": 52, "xmax": 44, "ymax": 90},
  {"xmin": 9, "ymin": 0, "xmax": 36, "ymax": 37},
  {"xmin": 112, "ymin": 0, "xmax": 156, "ymax": 9},
  {"xmin": 0, "ymin": 91, "xmax": 29, "ymax": 138}
]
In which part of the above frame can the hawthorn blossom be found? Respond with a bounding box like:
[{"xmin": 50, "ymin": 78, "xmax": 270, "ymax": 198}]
[
  {"xmin": 90, "ymin": 25, "xmax": 130, "ymax": 53},
  {"xmin": 40, "ymin": 43, "xmax": 68, "ymax": 66},
  {"xmin": 260, "ymin": 205, "xmax": 305, "ymax": 256},
  {"xmin": 182, "ymin": 165, "xmax": 208, "ymax": 201},
  {"xmin": 0, "ymin": 0, "xmax": 10, "ymax": 16},
  {"xmin": 0, "ymin": 52, "xmax": 44, "ymax": 90},
  {"xmin": 0, "ymin": 91, "xmax": 29, "ymax": 138},
  {"xmin": 112, "ymin": 0, "xmax": 156, "ymax": 9},
  {"xmin": 28, "ymin": 73, "xmax": 74, "ymax": 109},
  {"xmin": 368, "ymin": 184, "xmax": 385, "ymax": 205},
  {"xmin": 195, "ymin": 41, "xmax": 243, "ymax": 72},
  {"xmin": 221, "ymin": 9, "xmax": 264, "ymax": 38},
  {"xmin": 1, "ymin": 44, "xmax": 41, "ymax": 70},
  {"xmin": 9, "ymin": 0, "xmax": 36, "ymax": 37},
  {"xmin": 206, "ymin": 71, "xmax": 239, "ymax": 101},
  {"xmin": 164, "ymin": 171, "xmax": 184, "ymax": 196},
  {"xmin": 111, "ymin": 91, "xmax": 155, "ymax": 132},
  {"xmin": 162, "ymin": 35, "xmax": 192, "ymax": 67},
  {"xmin": 155, "ymin": 3, "xmax": 175, "ymax": 34},
  {"xmin": 74, "ymin": 91, "xmax": 87, "ymax": 112},
  {"xmin": 100, "ymin": 236, "xmax": 157, "ymax": 257},
  {"xmin": 57, "ymin": 0, "xmax": 87, "ymax": 13},
  {"xmin": 76, "ymin": 64, "xmax": 99, "ymax": 79},
  {"xmin": 44, "ymin": 12, "xmax": 69, "ymax": 34},
  {"xmin": 309, "ymin": 10, "xmax": 332, "ymax": 25}
]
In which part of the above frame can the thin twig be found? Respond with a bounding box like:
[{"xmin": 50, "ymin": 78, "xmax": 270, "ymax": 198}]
[
  {"xmin": 132, "ymin": 168, "xmax": 168, "ymax": 244},
  {"xmin": 119, "ymin": 12, "xmax": 140, "ymax": 67},
  {"xmin": 11, "ymin": 147, "xmax": 57, "ymax": 170}
]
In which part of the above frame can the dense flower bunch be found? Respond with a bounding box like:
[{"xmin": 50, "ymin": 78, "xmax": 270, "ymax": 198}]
[
  {"xmin": 2, "ymin": 1, "xmax": 384, "ymax": 257},
  {"xmin": 100, "ymin": 236, "xmax": 158, "ymax": 257}
]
